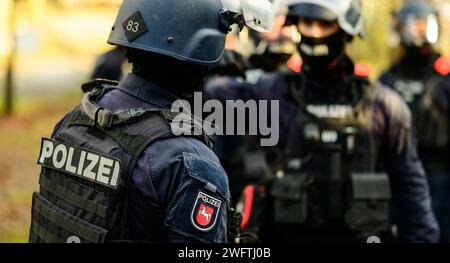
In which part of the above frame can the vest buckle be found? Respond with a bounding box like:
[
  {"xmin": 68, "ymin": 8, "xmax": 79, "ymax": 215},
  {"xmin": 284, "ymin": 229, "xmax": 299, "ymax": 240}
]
[{"xmin": 94, "ymin": 107, "xmax": 114, "ymax": 128}]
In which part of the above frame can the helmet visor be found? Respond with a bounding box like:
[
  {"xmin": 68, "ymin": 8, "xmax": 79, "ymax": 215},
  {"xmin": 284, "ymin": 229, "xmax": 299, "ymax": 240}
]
[
  {"xmin": 221, "ymin": 0, "xmax": 276, "ymax": 32},
  {"xmin": 286, "ymin": 3, "xmax": 337, "ymax": 25},
  {"xmin": 398, "ymin": 14, "xmax": 439, "ymax": 45}
]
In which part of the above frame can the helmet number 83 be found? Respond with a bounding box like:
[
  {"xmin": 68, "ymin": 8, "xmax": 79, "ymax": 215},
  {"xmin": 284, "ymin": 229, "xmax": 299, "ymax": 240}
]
[{"xmin": 126, "ymin": 20, "xmax": 140, "ymax": 33}]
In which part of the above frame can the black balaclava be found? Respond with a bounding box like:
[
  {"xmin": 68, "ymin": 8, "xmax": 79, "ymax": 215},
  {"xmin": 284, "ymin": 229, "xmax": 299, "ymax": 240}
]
[
  {"xmin": 126, "ymin": 48, "xmax": 209, "ymax": 99},
  {"xmin": 295, "ymin": 28, "xmax": 357, "ymax": 104},
  {"xmin": 249, "ymin": 51, "xmax": 293, "ymax": 72},
  {"xmin": 248, "ymin": 30, "xmax": 294, "ymax": 72},
  {"xmin": 400, "ymin": 44, "xmax": 438, "ymax": 79},
  {"xmin": 298, "ymin": 29, "xmax": 347, "ymax": 76}
]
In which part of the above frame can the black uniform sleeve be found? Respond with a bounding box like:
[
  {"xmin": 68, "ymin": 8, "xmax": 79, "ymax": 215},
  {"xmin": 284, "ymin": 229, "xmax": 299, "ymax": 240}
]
[
  {"xmin": 377, "ymin": 86, "xmax": 440, "ymax": 242},
  {"xmin": 148, "ymin": 137, "xmax": 231, "ymax": 243}
]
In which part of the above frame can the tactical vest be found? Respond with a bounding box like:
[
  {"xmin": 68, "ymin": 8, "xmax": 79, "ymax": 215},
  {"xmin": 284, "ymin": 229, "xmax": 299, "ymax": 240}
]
[
  {"xmin": 29, "ymin": 80, "xmax": 214, "ymax": 243},
  {"xmin": 389, "ymin": 61, "xmax": 448, "ymax": 171},
  {"xmin": 397, "ymin": 74, "xmax": 446, "ymax": 142},
  {"xmin": 268, "ymin": 72, "xmax": 392, "ymax": 237}
]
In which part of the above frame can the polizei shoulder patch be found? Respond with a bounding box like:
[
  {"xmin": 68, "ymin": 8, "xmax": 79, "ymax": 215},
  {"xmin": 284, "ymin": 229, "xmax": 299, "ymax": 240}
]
[
  {"xmin": 191, "ymin": 191, "xmax": 222, "ymax": 232},
  {"xmin": 37, "ymin": 138, "xmax": 122, "ymax": 189}
]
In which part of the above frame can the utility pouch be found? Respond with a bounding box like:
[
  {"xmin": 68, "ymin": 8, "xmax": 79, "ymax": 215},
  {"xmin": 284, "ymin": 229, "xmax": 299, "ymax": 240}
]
[
  {"xmin": 30, "ymin": 192, "xmax": 108, "ymax": 243},
  {"xmin": 270, "ymin": 174, "xmax": 312, "ymax": 224},
  {"xmin": 345, "ymin": 173, "xmax": 391, "ymax": 233}
]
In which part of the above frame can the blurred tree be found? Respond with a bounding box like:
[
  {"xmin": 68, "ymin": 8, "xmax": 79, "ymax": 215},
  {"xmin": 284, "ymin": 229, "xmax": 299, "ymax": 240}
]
[{"xmin": 5, "ymin": 0, "xmax": 17, "ymax": 115}]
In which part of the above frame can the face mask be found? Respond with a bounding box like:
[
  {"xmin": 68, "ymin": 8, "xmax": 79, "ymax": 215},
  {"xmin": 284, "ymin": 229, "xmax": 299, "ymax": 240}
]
[
  {"xmin": 297, "ymin": 30, "xmax": 347, "ymax": 73},
  {"xmin": 404, "ymin": 44, "xmax": 432, "ymax": 60}
]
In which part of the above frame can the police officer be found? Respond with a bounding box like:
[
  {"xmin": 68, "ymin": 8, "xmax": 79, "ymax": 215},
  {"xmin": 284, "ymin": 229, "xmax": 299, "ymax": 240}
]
[
  {"xmin": 204, "ymin": 0, "xmax": 298, "ymax": 205},
  {"xmin": 239, "ymin": 0, "xmax": 439, "ymax": 243},
  {"xmin": 379, "ymin": 1, "xmax": 450, "ymax": 242},
  {"xmin": 246, "ymin": 2, "xmax": 299, "ymax": 78},
  {"xmin": 204, "ymin": 49, "xmax": 255, "ymax": 206},
  {"xmin": 28, "ymin": 0, "xmax": 270, "ymax": 243}
]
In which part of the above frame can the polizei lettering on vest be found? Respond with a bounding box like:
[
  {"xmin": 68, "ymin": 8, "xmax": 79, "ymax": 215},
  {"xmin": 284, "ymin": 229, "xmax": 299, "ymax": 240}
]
[{"xmin": 37, "ymin": 138, "xmax": 121, "ymax": 189}]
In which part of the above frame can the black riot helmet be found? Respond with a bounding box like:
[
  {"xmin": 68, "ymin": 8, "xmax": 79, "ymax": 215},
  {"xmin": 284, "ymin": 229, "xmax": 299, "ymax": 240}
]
[
  {"xmin": 395, "ymin": 1, "xmax": 440, "ymax": 47},
  {"xmin": 108, "ymin": 0, "xmax": 276, "ymax": 66},
  {"xmin": 108, "ymin": 0, "xmax": 228, "ymax": 66}
]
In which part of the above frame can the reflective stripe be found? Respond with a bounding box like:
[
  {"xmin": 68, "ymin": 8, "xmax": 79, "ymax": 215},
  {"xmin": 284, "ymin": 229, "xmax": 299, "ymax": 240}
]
[
  {"xmin": 33, "ymin": 193, "xmax": 107, "ymax": 243},
  {"xmin": 39, "ymin": 175, "xmax": 107, "ymax": 218},
  {"xmin": 240, "ymin": 185, "xmax": 255, "ymax": 230}
]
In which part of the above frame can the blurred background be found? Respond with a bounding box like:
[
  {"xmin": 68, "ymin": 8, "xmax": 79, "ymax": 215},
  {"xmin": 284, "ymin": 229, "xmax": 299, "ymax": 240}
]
[{"xmin": 0, "ymin": 0, "xmax": 449, "ymax": 242}]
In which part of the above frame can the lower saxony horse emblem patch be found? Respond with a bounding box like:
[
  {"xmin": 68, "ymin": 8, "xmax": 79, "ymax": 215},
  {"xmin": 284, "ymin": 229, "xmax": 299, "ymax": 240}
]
[{"xmin": 191, "ymin": 191, "xmax": 221, "ymax": 232}]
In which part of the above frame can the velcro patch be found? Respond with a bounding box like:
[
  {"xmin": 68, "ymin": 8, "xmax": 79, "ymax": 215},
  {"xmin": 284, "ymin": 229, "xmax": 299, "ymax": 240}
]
[
  {"xmin": 354, "ymin": 63, "xmax": 371, "ymax": 77},
  {"xmin": 191, "ymin": 191, "xmax": 222, "ymax": 232},
  {"xmin": 122, "ymin": 11, "xmax": 149, "ymax": 42},
  {"xmin": 37, "ymin": 138, "xmax": 122, "ymax": 189},
  {"xmin": 287, "ymin": 55, "xmax": 302, "ymax": 73},
  {"xmin": 434, "ymin": 56, "xmax": 450, "ymax": 76}
]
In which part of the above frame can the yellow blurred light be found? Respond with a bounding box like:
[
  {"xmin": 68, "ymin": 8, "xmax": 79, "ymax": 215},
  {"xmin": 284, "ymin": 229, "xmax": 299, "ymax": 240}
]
[{"xmin": 0, "ymin": 0, "xmax": 12, "ymax": 58}]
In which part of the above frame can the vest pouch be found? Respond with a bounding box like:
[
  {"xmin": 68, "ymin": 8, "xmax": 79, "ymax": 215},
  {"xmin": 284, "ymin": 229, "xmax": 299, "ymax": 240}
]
[
  {"xmin": 29, "ymin": 192, "xmax": 108, "ymax": 243},
  {"xmin": 345, "ymin": 173, "xmax": 391, "ymax": 233},
  {"xmin": 270, "ymin": 174, "xmax": 312, "ymax": 224}
]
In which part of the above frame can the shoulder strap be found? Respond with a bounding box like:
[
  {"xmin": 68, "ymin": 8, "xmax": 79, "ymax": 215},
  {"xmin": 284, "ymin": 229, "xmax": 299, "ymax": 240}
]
[
  {"xmin": 57, "ymin": 104, "xmax": 174, "ymax": 158},
  {"xmin": 62, "ymin": 82, "xmax": 214, "ymax": 151}
]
